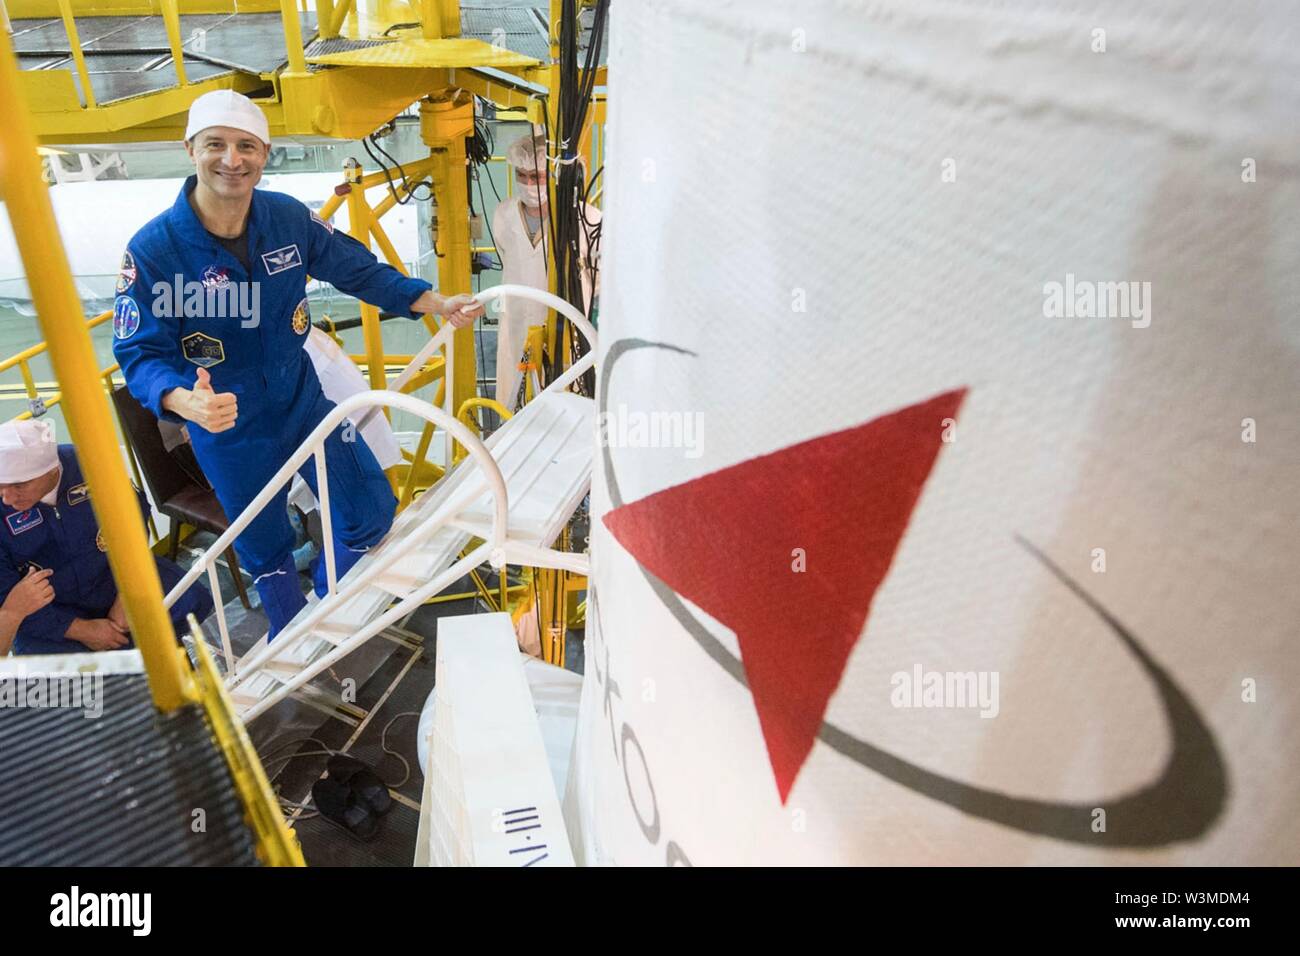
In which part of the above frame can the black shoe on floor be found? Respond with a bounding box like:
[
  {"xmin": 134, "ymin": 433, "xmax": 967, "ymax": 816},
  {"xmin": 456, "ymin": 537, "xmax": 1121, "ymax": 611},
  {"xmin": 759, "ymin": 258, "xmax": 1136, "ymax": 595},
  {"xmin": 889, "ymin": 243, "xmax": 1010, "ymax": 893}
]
[{"xmin": 326, "ymin": 754, "xmax": 393, "ymax": 817}]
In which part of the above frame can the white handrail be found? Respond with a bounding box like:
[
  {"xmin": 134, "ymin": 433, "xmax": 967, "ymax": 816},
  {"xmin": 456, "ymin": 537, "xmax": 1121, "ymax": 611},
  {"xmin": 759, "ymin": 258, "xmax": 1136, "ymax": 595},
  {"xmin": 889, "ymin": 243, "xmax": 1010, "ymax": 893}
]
[
  {"xmin": 169, "ymin": 286, "xmax": 598, "ymax": 694},
  {"xmin": 368, "ymin": 284, "xmax": 598, "ymax": 412},
  {"xmin": 357, "ymin": 285, "xmax": 597, "ymax": 473},
  {"xmin": 163, "ymin": 391, "xmax": 510, "ymax": 661},
  {"xmin": 238, "ymin": 541, "xmax": 493, "ymax": 722}
]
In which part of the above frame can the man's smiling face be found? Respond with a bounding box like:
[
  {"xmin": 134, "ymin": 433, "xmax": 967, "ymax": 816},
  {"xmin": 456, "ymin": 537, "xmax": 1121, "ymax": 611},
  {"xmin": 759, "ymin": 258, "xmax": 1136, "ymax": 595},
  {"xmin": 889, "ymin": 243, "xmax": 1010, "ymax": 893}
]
[{"xmin": 185, "ymin": 126, "xmax": 269, "ymax": 200}]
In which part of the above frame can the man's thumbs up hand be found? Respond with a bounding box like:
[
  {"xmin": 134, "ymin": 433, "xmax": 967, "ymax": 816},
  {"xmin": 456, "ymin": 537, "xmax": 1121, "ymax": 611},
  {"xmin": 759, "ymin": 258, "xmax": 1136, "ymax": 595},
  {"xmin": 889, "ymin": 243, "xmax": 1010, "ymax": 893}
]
[{"xmin": 170, "ymin": 365, "xmax": 237, "ymax": 433}]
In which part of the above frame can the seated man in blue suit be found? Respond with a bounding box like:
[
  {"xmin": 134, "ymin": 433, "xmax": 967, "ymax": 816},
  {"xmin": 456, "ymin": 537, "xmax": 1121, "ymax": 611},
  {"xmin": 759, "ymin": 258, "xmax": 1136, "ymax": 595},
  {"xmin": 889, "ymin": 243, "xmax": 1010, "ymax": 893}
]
[{"xmin": 0, "ymin": 419, "xmax": 213, "ymax": 655}]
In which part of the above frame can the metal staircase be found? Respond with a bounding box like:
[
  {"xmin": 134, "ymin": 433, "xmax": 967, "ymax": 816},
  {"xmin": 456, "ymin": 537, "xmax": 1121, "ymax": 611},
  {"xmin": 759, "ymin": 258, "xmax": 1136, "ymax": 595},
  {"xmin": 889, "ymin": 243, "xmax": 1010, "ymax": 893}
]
[{"xmin": 163, "ymin": 285, "xmax": 596, "ymax": 724}]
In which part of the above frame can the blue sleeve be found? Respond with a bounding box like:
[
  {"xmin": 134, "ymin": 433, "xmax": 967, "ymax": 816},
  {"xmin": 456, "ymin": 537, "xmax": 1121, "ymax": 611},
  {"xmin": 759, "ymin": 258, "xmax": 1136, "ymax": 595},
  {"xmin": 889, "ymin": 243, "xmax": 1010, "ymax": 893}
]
[
  {"xmin": 111, "ymin": 240, "xmax": 193, "ymax": 422},
  {"xmin": 299, "ymin": 200, "xmax": 432, "ymax": 318},
  {"xmin": 0, "ymin": 548, "xmax": 77, "ymax": 649}
]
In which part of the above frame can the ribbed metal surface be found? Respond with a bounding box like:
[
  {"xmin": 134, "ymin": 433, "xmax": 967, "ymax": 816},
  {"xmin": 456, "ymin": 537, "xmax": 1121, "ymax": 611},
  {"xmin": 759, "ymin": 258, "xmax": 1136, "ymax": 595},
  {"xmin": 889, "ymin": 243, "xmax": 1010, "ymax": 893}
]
[
  {"xmin": 303, "ymin": 37, "xmax": 393, "ymax": 57},
  {"xmin": 187, "ymin": 11, "xmax": 318, "ymax": 74},
  {"xmin": 83, "ymin": 14, "xmax": 239, "ymax": 53},
  {"xmin": 88, "ymin": 58, "xmax": 235, "ymax": 105},
  {"xmin": 460, "ymin": 4, "xmax": 607, "ymax": 65},
  {"xmin": 11, "ymin": 16, "xmax": 142, "ymax": 53},
  {"xmin": 460, "ymin": 5, "xmax": 550, "ymax": 61},
  {"xmin": 0, "ymin": 673, "xmax": 259, "ymax": 866}
]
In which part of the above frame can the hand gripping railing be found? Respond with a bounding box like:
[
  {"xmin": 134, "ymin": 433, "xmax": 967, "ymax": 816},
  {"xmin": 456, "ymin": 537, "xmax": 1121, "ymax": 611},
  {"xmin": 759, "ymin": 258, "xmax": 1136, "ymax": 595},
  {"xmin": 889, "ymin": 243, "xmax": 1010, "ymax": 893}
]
[
  {"xmin": 363, "ymin": 284, "xmax": 598, "ymax": 467},
  {"xmin": 162, "ymin": 391, "xmax": 508, "ymax": 690}
]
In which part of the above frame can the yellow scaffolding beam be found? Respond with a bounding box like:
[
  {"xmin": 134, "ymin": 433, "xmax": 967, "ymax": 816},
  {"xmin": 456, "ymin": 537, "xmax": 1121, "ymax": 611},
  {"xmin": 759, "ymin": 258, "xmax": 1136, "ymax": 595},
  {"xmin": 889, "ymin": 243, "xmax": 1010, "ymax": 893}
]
[{"xmin": 0, "ymin": 26, "xmax": 196, "ymax": 711}]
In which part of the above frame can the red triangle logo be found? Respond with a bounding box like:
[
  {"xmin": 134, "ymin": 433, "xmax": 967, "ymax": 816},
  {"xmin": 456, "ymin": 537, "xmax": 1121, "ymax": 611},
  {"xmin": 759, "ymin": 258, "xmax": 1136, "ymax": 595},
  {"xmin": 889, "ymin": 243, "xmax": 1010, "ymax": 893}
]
[{"xmin": 602, "ymin": 388, "xmax": 967, "ymax": 802}]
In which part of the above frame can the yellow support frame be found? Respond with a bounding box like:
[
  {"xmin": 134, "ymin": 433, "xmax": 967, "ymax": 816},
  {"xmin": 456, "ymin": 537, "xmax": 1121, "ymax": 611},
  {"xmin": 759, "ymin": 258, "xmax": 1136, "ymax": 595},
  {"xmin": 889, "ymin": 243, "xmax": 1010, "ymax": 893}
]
[
  {"xmin": 188, "ymin": 616, "xmax": 305, "ymax": 866},
  {"xmin": 0, "ymin": 26, "xmax": 196, "ymax": 711},
  {"xmin": 54, "ymin": 0, "xmax": 96, "ymax": 108}
]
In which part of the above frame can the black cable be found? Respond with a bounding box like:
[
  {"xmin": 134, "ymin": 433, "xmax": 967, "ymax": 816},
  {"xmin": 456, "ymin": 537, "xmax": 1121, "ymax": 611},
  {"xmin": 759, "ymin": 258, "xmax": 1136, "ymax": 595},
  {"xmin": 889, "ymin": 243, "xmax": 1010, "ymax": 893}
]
[
  {"xmin": 366, "ymin": 131, "xmax": 433, "ymax": 205},
  {"xmin": 542, "ymin": 0, "xmax": 608, "ymax": 392},
  {"xmin": 581, "ymin": 164, "xmax": 603, "ymax": 204},
  {"xmin": 473, "ymin": 166, "xmax": 503, "ymax": 271}
]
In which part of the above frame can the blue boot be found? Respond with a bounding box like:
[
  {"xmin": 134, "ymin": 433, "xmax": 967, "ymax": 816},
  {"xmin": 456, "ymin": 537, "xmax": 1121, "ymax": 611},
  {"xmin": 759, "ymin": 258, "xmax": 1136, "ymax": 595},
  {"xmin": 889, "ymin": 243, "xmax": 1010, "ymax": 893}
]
[
  {"xmin": 312, "ymin": 538, "xmax": 370, "ymax": 599},
  {"xmin": 253, "ymin": 556, "xmax": 308, "ymax": 640}
]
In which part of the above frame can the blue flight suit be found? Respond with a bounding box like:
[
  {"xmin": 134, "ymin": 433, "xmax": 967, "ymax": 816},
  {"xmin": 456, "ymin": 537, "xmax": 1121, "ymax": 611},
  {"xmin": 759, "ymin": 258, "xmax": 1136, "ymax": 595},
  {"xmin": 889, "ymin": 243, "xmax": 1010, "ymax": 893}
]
[
  {"xmin": 0, "ymin": 445, "xmax": 214, "ymax": 655},
  {"xmin": 112, "ymin": 175, "xmax": 431, "ymax": 638}
]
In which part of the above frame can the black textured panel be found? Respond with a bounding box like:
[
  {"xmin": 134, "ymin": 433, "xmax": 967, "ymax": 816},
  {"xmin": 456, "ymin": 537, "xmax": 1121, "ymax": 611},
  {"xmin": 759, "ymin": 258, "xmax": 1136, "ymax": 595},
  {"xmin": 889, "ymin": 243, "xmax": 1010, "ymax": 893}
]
[
  {"xmin": 303, "ymin": 37, "xmax": 393, "ymax": 57},
  {"xmin": 460, "ymin": 5, "xmax": 549, "ymax": 61},
  {"xmin": 80, "ymin": 51, "xmax": 171, "ymax": 72},
  {"xmin": 87, "ymin": 57, "xmax": 234, "ymax": 106},
  {"xmin": 82, "ymin": 13, "xmax": 238, "ymax": 53},
  {"xmin": 0, "ymin": 673, "xmax": 259, "ymax": 866},
  {"xmin": 460, "ymin": 4, "xmax": 547, "ymax": 38},
  {"xmin": 17, "ymin": 53, "xmax": 70, "ymax": 72},
  {"xmin": 188, "ymin": 12, "xmax": 318, "ymax": 73},
  {"xmin": 11, "ymin": 16, "xmax": 146, "ymax": 54},
  {"xmin": 7, "ymin": 18, "xmax": 60, "ymax": 39},
  {"xmin": 459, "ymin": 4, "xmax": 607, "ymax": 65}
]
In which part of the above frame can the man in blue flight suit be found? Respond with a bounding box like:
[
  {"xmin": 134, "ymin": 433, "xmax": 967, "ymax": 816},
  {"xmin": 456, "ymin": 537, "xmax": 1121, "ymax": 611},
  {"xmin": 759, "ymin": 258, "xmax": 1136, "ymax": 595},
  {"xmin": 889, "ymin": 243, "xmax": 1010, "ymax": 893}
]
[
  {"xmin": 112, "ymin": 90, "xmax": 483, "ymax": 639},
  {"xmin": 0, "ymin": 419, "xmax": 213, "ymax": 655}
]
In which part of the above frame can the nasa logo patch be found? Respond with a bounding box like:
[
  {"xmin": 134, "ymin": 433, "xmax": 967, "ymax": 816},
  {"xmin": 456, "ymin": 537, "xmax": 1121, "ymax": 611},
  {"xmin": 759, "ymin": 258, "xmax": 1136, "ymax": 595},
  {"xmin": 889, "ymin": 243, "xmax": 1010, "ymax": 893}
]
[
  {"xmin": 182, "ymin": 332, "xmax": 225, "ymax": 368},
  {"xmin": 310, "ymin": 210, "xmax": 335, "ymax": 234},
  {"xmin": 261, "ymin": 243, "xmax": 302, "ymax": 275},
  {"xmin": 6, "ymin": 509, "xmax": 44, "ymax": 536},
  {"xmin": 113, "ymin": 295, "xmax": 141, "ymax": 340},
  {"xmin": 115, "ymin": 251, "xmax": 137, "ymax": 294},
  {"xmin": 202, "ymin": 265, "xmax": 231, "ymax": 289},
  {"xmin": 67, "ymin": 483, "xmax": 90, "ymax": 506},
  {"xmin": 291, "ymin": 298, "xmax": 311, "ymax": 335}
]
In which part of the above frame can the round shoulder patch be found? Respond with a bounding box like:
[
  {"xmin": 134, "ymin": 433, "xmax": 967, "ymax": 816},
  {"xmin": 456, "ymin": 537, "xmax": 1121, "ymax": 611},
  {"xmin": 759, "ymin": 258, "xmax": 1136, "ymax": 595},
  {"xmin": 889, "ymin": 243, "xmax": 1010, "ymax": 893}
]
[
  {"xmin": 115, "ymin": 250, "xmax": 137, "ymax": 294},
  {"xmin": 291, "ymin": 297, "xmax": 311, "ymax": 335},
  {"xmin": 113, "ymin": 295, "xmax": 141, "ymax": 340}
]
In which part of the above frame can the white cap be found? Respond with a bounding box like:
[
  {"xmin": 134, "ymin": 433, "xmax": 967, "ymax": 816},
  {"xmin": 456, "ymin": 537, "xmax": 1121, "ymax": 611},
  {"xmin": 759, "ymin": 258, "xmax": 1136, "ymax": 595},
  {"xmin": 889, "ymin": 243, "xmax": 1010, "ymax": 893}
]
[
  {"xmin": 0, "ymin": 420, "xmax": 58, "ymax": 484},
  {"xmin": 184, "ymin": 89, "xmax": 271, "ymax": 146},
  {"xmin": 505, "ymin": 130, "xmax": 547, "ymax": 173}
]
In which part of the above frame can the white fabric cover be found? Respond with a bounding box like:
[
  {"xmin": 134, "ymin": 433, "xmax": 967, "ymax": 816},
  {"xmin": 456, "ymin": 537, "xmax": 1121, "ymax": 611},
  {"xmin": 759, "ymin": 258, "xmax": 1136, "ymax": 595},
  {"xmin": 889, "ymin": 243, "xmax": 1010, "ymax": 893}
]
[{"xmin": 565, "ymin": 0, "xmax": 1300, "ymax": 865}]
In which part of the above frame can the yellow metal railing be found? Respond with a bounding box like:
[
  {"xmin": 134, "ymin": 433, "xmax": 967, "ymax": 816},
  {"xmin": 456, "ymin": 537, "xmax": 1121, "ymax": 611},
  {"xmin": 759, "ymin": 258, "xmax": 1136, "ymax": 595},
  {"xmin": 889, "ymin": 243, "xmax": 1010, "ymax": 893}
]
[
  {"xmin": 54, "ymin": 0, "xmax": 95, "ymax": 108},
  {"xmin": 0, "ymin": 25, "xmax": 197, "ymax": 711},
  {"xmin": 0, "ymin": 310, "xmax": 159, "ymax": 541},
  {"xmin": 188, "ymin": 615, "xmax": 305, "ymax": 866}
]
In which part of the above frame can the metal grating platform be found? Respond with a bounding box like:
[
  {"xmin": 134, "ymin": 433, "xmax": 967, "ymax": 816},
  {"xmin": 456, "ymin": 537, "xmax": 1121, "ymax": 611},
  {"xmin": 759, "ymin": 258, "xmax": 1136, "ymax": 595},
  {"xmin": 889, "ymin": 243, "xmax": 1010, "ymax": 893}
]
[
  {"xmin": 460, "ymin": 4, "xmax": 550, "ymax": 61},
  {"xmin": 459, "ymin": 4, "xmax": 608, "ymax": 65},
  {"xmin": 0, "ymin": 672, "xmax": 260, "ymax": 866},
  {"xmin": 303, "ymin": 37, "xmax": 395, "ymax": 57},
  {"xmin": 10, "ymin": 7, "xmax": 601, "ymax": 108},
  {"xmin": 11, "ymin": 12, "xmax": 316, "ymax": 104},
  {"xmin": 186, "ymin": 11, "xmax": 318, "ymax": 73}
]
